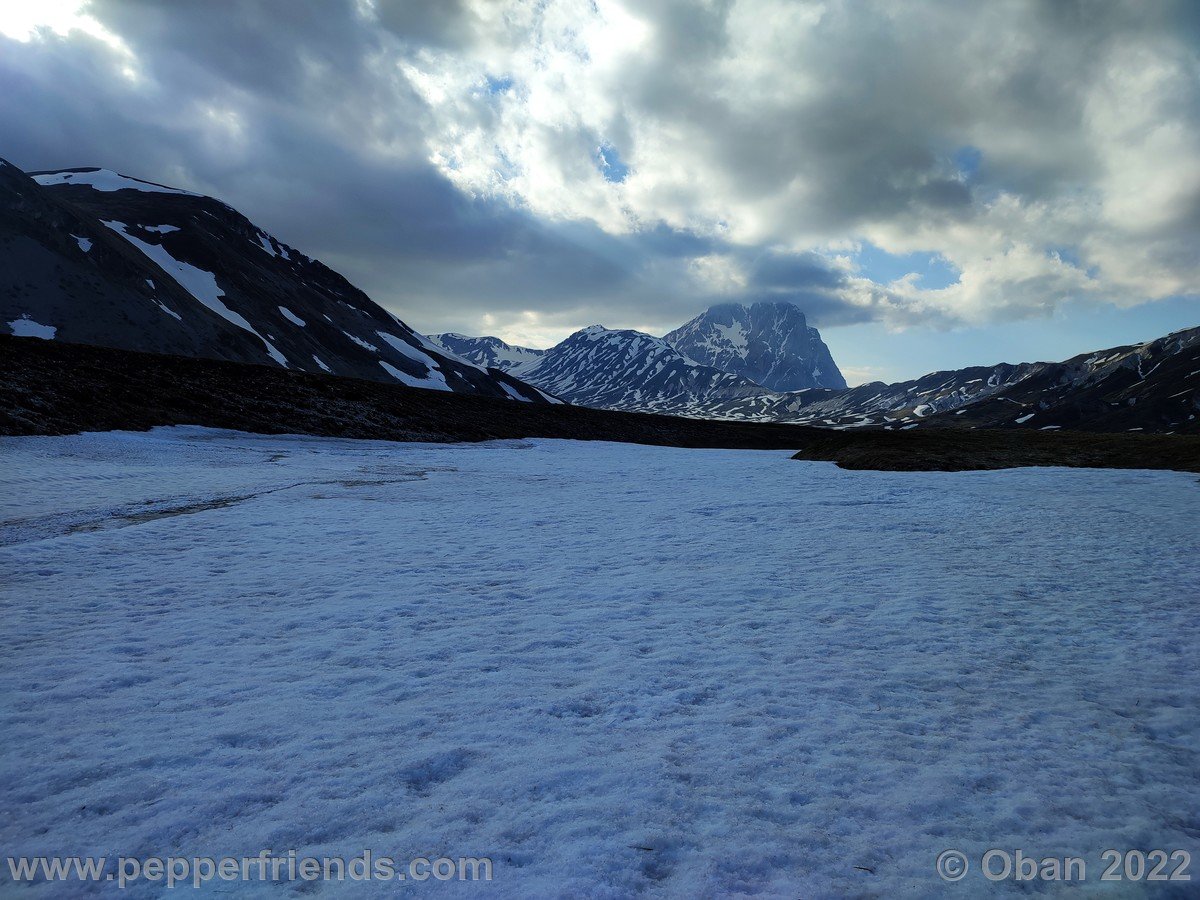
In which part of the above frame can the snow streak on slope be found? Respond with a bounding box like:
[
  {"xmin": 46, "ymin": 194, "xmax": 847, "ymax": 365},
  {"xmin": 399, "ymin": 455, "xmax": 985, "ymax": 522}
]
[
  {"xmin": 2, "ymin": 428, "xmax": 1198, "ymax": 897},
  {"xmin": 102, "ymin": 220, "xmax": 290, "ymax": 367}
]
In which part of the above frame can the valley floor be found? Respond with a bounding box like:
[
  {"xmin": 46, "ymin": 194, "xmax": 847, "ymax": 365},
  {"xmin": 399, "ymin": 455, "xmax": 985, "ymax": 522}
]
[{"xmin": 2, "ymin": 429, "xmax": 1198, "ymax": 896}]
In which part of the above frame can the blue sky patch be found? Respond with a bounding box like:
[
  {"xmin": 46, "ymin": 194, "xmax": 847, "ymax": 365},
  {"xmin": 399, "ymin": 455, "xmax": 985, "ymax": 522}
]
[
  {"xmin": 596, "ymin": 144, "xmax": 629, "ymax": 183},
  {"xmin": 854, "ymin": 242, "xmax": 961, "ymax": 289},
  {"xmin": 483, "ymin": 75, "xmax": 514, "ymax": 95},
  {"xmin": 953, "ymin": 145, "xmax": 982, "ymax": 180}
]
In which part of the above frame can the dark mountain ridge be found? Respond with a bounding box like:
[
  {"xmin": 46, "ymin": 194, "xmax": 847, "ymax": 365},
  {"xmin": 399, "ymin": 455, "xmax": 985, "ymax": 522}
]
[
  {"xmin": 4, "ymin": 334, "xmax": 1197, "ymax": 473},
  {"xmin": 1, "ymin": 160, "xmax": 550, "ymax": 403}
]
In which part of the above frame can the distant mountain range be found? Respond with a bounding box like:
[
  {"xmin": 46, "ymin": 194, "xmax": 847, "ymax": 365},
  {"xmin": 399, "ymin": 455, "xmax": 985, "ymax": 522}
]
[
  {"xmin": 0, "ymin": 160, "xmax": 553, "ymax": 403},
  {"xmin": 423, "ymin": 303, "xmax": 848, "ymax": 419},
  {"xmin": 433, "ymin": 318, "xmax": 1199, "ymax": 434},
  {"xmin": 3, "ymin": 159, "xmax": 1195, "ymax": 434},
  {"xmin": 493, "ymin": 325, "xmax": 776, "ymax": 417}
]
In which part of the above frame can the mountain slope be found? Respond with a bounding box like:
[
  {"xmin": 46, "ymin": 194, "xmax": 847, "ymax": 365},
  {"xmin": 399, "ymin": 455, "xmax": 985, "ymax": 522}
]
[
  {"xmin": 665, "ymin": 301, "xmax": 847, "ymax": 391},
  {"xmin": 1, "ymin": 161, "xmax": 549, "ymax": 402},
  {"xmin": 917, "ymin": 327, "xmax": 1200, "ymax": 433},
  {"xmin": 426, "ymin": 333, "xmax": 544, "ymax": 371},
  {"xmin": 784, "ymin": 327, "xmax": 1200, "ymax": 434}
]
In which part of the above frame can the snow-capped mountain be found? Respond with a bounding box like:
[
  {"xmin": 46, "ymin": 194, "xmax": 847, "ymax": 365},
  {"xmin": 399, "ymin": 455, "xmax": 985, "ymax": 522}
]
[
  {"xmin": 508, "ymin": 325, "xmax": 783, "ymax": 417},
  {"xmin": 426, "ymin": 333, "xmax": 544, "ymax": 371},
  {"xmin": 665, "ymin": 301, "xmax": 847, "ymax": 391},
  {"xmin": 0, "ymin": 160, "xmax": 550, "ymax": 402}
]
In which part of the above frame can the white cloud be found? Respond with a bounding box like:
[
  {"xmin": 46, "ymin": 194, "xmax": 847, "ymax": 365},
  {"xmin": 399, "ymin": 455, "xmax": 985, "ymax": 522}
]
[{"xmin": 402, "ymin": 0, "xmax": 1200, "ymax": 327}]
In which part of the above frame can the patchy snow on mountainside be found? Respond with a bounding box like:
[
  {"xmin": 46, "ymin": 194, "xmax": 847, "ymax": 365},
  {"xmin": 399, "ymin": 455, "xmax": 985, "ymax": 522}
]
[
  {"xmin": 5, "ymin": 158, "xmax": 551, "ymax": 403},
  {"xmin": 508, "ymin": 325, "xmax": 776, "ymax": 417},
  {"xmin": 2, "ymin": 428, "xmax": 1198, "ymax": 896},
  {"xmin": 427, "ymin": 333, "xmax": 545, "ymax": 372},
  {"xmin": 102, "ymin": 219, "xmax": 290, "ymax": 367}
]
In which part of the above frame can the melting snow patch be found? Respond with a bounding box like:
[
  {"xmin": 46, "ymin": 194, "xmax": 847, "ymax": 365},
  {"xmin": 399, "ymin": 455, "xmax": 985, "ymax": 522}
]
[
  {"xmin": 32, "ymin": 169, "xmax": 200, "ymax": 196},
  {"xmin": 256, "ymin": 233, "xmax": 276, "ymax": 257},
  {"xmin": 8, "ymin": 315, "xmax": 56, "ymax": 339},
  {"xmin": 142, "ymin": 224, "xmax": 180, "ymax": 234},
  {"xmin": 343, "ymin": 331, "xmax": 379, "ymax": 353},
  {"xmin": 375, "ymin": 331, "xmax": 451, "ymax": 390},
  {"xmin": 1015, "ymin": 413, "xmax": 1035, "ymax": 423},
  {"xmin": 72, "ymin": 235, "xmax": 92, "ymax": 252},
  {"xmin": 278, "ymin": 306, "xmax": 306, "ymax": 327},
  {"xmin": 312, "ymin": 355, "xmax": 331, "ymax": 373},
  {"xmin": 498, "ymin": 381, "xmax": 526, "ymax": 401},
  {"xmin": 154, "ymin": 301, "xmax": 182, "ymax": 321},
  {"xmin": 379, "ymin": 360, "xmax": 425, "ymax": 387},
  {"xmin": 377, "ymin": 360, "xmax": 451, "ymax": 392}
]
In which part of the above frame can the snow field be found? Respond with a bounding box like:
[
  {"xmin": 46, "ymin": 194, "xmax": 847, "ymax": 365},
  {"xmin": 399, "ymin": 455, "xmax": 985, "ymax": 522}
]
[{"xmin": 1, "ymin": 429, "xmax": 1198, "ymax": 897}]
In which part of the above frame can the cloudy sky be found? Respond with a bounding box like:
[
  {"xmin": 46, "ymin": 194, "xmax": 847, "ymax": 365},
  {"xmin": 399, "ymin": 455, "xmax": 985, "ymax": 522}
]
[{"xmin": 2, "ymin": 0, "xmax": 1197, "ymax": 383}]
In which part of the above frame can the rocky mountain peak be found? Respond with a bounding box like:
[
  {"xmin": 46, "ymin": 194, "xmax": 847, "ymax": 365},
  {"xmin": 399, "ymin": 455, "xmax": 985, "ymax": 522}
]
[{"xmin": 665, "ymin": 301, "xmax": 846, "ymax": 391}]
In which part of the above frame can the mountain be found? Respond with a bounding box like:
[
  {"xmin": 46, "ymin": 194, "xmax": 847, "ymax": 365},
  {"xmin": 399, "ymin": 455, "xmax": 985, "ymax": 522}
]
[
  {"xmin": 506, "ymin": 325, "xmax": 788, "ymax": 418},
  {"xmin": 426, "ymin": 333, "xmax": 544, "ymax": 371},
  {"xmin": 665, "ymin": 301, "xmax": 847, "ymax": 391},
  {"xmin": 441, "ymin": 318, "xmax": 1199, "ymax": 433},
  {"xmin": 781, "ymin": 327, "xmax": 1200, "ymax": 433},
  {"xmin": 915, "ymin": 327, "xmax": 1200, "ymax": 433},
  {"xmin": 776, "ymin": 362, "xmax": 1045, "ymax": 428},
  {"xmin": 1, "ymin": 160, "xmax": 551, "ymax": 402}
]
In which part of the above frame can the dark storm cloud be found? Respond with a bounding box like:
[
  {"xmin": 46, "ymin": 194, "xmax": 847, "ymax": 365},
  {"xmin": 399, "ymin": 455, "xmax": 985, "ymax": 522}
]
[
  {"xmin": 0, "ymin": 0, "xmax": 1196, "ymax": 342},
  {"xmin": 748, "ymin": 251, "xmax": 845, "ymax": 292},
  {"xmin": 0, "ymin": 0, "xmax": 656, "ymax": 333}
]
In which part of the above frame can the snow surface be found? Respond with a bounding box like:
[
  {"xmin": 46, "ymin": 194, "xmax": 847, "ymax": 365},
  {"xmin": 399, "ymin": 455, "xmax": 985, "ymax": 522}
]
[
  {"xmin": 32, "ymin": 169, "xmax": 200, "ymax": 196},
  {"xmin": 1, "ymin": 429, "xmax": 1198, "ymax": 897},
  {"xmin": 7, "ymin": 316, "xmax": 56, "ymax": 340},
  {"xmin": 72, "ymin": 235, "xmax": 92, "ymax": 252}
]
